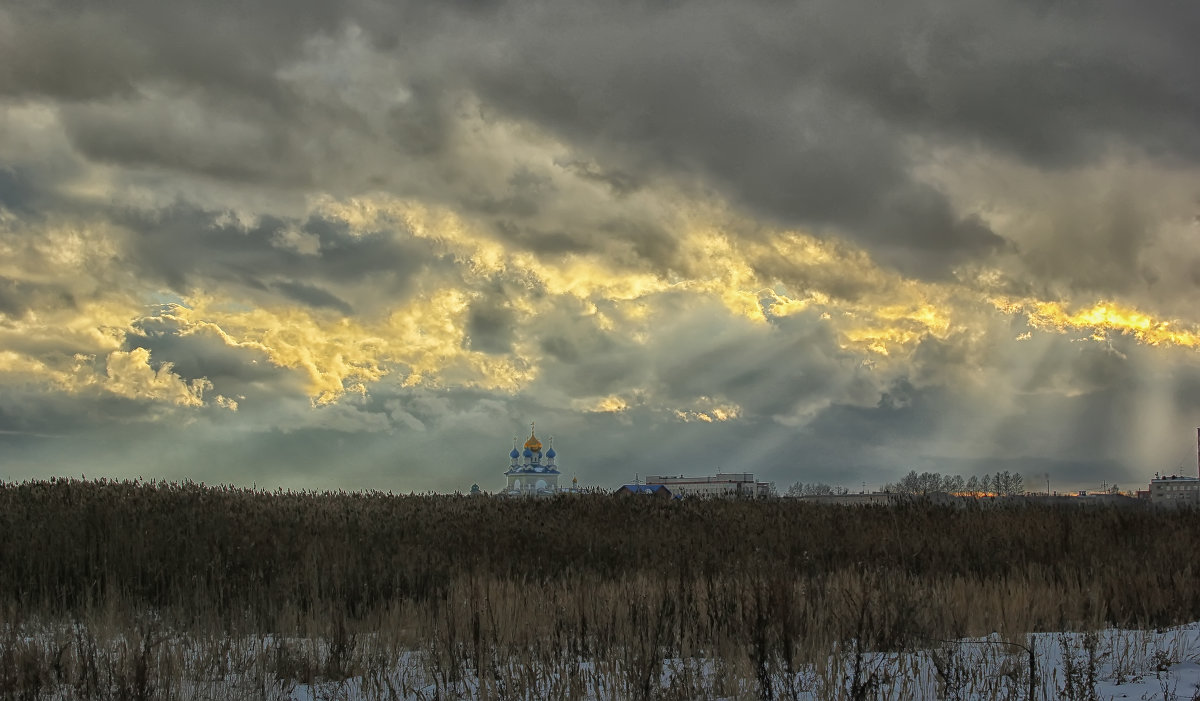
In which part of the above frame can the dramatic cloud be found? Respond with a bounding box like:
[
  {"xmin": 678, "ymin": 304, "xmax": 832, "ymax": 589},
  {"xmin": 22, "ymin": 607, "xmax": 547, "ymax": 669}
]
[{"xmin": 1, "ymin": 0, "xmax": 1199, "ymax": 493}]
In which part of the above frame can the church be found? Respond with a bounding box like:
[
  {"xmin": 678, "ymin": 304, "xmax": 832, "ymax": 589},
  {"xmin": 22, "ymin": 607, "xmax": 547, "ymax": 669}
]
[{"xmin": 504, "ymin": 423, "xmax": 574, "ymax": 496}]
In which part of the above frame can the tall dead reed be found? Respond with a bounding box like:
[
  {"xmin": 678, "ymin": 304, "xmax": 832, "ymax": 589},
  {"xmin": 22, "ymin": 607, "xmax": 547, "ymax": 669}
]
[{"xmin": 2, "ymin": 479, "xmax": 1200, "ymax": 698}]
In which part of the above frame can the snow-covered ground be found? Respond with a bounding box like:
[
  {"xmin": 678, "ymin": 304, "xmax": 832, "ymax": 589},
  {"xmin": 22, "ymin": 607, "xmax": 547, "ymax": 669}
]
[
  {"xmin": 275, "ymin": 623, "xmax": 1200, "ymax": 700},
  {"xmin": 8, "ymin": 621, "xmax": 1200, "ymax": 699}
]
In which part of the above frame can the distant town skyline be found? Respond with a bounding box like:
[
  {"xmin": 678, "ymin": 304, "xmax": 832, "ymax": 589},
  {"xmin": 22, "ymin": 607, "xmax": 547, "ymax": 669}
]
[{"xmin": 2, "ymin": 1, "xmax": 1200, "ymax": 493}]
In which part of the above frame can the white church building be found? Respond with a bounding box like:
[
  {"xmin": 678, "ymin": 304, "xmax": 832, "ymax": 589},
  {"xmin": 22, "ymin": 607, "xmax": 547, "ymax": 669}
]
[{"xmin": 504, "ymin": 424, "xmax": 576, "ymax": 496}]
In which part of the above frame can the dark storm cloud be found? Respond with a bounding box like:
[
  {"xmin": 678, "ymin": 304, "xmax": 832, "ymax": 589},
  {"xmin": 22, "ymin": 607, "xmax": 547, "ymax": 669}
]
[
  {"xmin": 0, "ymin": 1, "xmax": 345, "ymax": 102},
  {"xmin": 4, "ymin": 0, "xmax": 1190, "ymax": 276},
  {"xmin": 529, "ymin": 295, "xmax": 878, "ymax": 422},
  {"xmin": 0, "ymin": 381, "xmax": 206, "ymax": 438},
  {"xmin": 384, "ymin": 80, "xmax": 457, "ymax": 158},
  {"xmin": 0, "ymin": 10, "xmax": 142, "ymax": 100},
  {"xmin": 526, "ymin": 298, "xmax": 653, "ymax": 398},
  {"xmin": 60, "ymin": 98, "xmax": 314, "ymax": 187},
  {"xmin": 465, "ymin": 297, "xmax": 516, "ymax": 355},
  {"xmin": 1017, "ymin": 186, "xmax": 1158, "ymax": 300},
  {"xmin": 555, "ymin": 160, "xmax": 643, "ymax": 198},
  {"xmin": 0, "ymin": 166, "xmax": 40, "ymax": 213},
  {"xmin": 9, "ymin": 0, "xmax": 1197, "ymax": 280},
  {"xmin": 112, "ymin": 205, "xmax": 439, "ymax": 310},
  {"xmin": 453, "ymin": 2, "xmax": 1197, "ymax": 272},
  {"xmin": 491, "ymin": 221, "xmax": 582, "ymax": 256},
  {"xmin": 650, "ymin": 308, "xmax": 873, "ymax": 419},
  {"xmin": 492, "ymin": 217, "xmax": 679, "ymax": 274},
  {"xmin": 125, "ymin": 315, "xmax": 305, "ymax": 397},
  {"xmin": 790, "ymin": 376, "xmax": 1132, "ymax": 489},
  {"xmin": 465, "ymin": 13, "xmax": 976, "ymax": 267},
  {"xmin": 909, "ymin": 332, "xmax": 995, "ymax": 387},
  {"xmin": 0, "ymin": 277, "xmax": 75, "ymax": 319},
  {"xmin": 270, "ymin": 281, "xmax": 354, "ymax": 315},
  {"xmin": 799, "ymin": 3, "xmax": 1200, "ymax": 168}
]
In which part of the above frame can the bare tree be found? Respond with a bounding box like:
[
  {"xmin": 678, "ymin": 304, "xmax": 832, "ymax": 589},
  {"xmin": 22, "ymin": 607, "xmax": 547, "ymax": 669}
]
[{"xmin": 786, "ymin": 481, "xmax": 847, "ymax": 497}]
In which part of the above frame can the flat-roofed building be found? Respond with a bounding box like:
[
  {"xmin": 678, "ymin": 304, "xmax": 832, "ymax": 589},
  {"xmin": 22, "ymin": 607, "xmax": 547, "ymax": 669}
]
[
  {"xmin": 1149, "ymin": 475, "xmax": 1200, "ymax": 505},
  {"xmin": 644, "ymin": 473, "xmax": 774, "ymax": 498}
]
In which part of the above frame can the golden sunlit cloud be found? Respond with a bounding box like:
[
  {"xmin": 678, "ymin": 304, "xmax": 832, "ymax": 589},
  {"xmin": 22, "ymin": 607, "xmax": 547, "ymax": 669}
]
[
  {"xmin": 995, "ymin": 298, "xmax": 1200, "ymax": 349},
  {"xmin": 9, "ymin": 184, "xmax": 1200, "ymax": 423},
  {"xmin": 0, "ymin": 346, "xmax": 216, "ymax": 409},
  {"xmin": 101, "ymin": 348, "xmax": 211, "ymax": 407},
  {"xmin": 572, "ymin": 395, "xmax": 630, "ymax": 413},
  {"xmin": 166, "ymin": 287, "xmax": 537, "ymax": 404},
  {"xmin": 673, "ymin": 399, "xmax": 741, "ymax": 423},
  {"xmin": 835, "ymin": 302, "xmax": 954, "ymax": 357},
  {"xmin": 0, "ymin": 351, "xmax": 71, "ymax": 386},
  {"xmin": 0, "ymin": 287, "xmax": 219, "ymax": 408}
]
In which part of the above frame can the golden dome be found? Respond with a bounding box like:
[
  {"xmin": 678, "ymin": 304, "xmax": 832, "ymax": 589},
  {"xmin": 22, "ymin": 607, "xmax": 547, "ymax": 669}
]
[{"xmin": 523, "ymin": 424, "xmax": 542, "ymax": 452}]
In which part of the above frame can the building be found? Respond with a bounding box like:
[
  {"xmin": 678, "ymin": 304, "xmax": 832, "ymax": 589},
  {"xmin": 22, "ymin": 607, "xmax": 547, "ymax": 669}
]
[
  {"xmin": 615, "ymin": 484, "xmax": 673, "ymax": 498},
  {"xmin": 796, "ymin": 492, "xmax": 902, "ymax": 506},
  {"xmin": 1149, "ymin": 475, "xmax": 1200, "ymax": 505},
  {"xmin": 1147, "ymin": 429, "xmax": 1200, "ymax": 506},
  {"xmin": 643, "ymin": 473, "xmax": 774, "ymax": 498},
  {"xmin": 503, "ymin": 423, "xmax": 569, "ymax": 496}
]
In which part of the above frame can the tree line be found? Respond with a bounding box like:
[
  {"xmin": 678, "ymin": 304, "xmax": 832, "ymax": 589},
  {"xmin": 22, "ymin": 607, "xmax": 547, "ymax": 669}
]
[
  {"xmin": 884, "ymin": 469, "xmax": 1026, "ymax": 496},
  {"xmin": 786, "ymin": 470, "xmax": 1027, "ymax": 498}
]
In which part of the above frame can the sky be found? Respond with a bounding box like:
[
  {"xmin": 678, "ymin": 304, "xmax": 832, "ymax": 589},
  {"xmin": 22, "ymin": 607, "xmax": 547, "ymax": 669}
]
[{"xmin": 2, "ymin": 1, "xmax": 1200, "ymax": 493}]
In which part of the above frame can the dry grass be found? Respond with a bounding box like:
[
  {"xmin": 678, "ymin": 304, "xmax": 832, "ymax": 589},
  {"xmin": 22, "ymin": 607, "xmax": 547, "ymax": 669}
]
[{"xmin": 2, "ymin": 478, "xmax": 1199, "ymax": 699}]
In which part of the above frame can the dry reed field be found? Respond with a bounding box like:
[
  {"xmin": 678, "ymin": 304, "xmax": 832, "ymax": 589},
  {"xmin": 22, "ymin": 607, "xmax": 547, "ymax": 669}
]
[{"xmin": 2, "ymin": 478, "xmax": 1200, "ymax": 700}]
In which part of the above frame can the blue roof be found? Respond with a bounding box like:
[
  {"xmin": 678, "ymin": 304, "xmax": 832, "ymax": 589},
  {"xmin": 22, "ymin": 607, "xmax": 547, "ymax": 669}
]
[
  {"xmin": 546, "ymin": 447, "xmax": 556, "ymax": 458},
  {"xmin": 510, "ymin": 448, "xmax": 520, "ymax": 458}
]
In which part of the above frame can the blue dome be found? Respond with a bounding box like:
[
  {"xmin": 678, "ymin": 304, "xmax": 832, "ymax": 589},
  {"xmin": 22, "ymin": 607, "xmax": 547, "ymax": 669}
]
[
  {"xmin": 523, "ymin": 448, "xmax": 533, "ymax": 458},
  {"xmin": 510, "ymin": 448, "xmax": 520, "ymax": 459},
  {"xmin": 546, "ymin": 448, "xmax": 556, "ymax": 458}
]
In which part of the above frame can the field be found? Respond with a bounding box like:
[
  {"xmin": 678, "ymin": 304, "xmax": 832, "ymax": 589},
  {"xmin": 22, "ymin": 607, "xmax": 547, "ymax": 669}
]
[{"xmin": 2, "ymin": 478, "xmax": 1200, "ymax": 699}]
